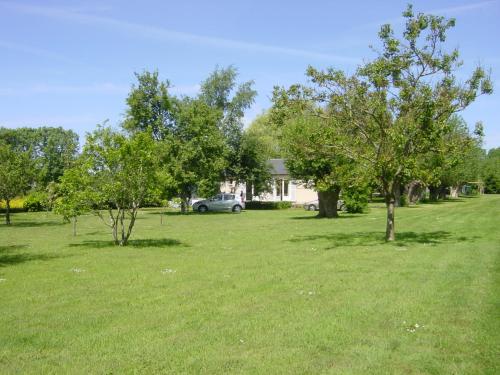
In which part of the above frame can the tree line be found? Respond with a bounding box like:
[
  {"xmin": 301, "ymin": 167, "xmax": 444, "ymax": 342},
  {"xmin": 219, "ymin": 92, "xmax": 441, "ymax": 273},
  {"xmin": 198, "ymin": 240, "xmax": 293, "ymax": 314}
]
[
  {"xmin": 1, "ymin": 67, "xmax": 271, "ymax": 245},
  {"xmin": 1, "ymin": 5, "xmax": 497, "ymax": 243}
]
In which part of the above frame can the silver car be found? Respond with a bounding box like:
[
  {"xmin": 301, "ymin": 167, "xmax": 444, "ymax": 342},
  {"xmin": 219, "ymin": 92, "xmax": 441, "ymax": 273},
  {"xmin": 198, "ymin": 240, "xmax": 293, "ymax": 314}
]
[
  {"xmin": 303, "ymin": 199, "xmax": 346, "ymax": 211},
  {"xmin": 192, "ymin": 193, "xmax": 245, "ymax": 213}
]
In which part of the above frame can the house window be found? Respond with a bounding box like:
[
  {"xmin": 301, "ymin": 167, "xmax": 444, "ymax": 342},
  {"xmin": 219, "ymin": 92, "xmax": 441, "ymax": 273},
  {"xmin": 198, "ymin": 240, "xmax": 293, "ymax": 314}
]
[
  {"xmin": 276, "ymin": 179, "xmax": 282, "ymax": 197},
  {"xmin": 284, "ymin": 180, "xmax": 289, "ymax": 196}
]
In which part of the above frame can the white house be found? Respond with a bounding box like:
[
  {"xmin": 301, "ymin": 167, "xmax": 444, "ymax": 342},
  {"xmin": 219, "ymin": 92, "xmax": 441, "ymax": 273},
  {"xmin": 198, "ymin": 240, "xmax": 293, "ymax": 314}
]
[{"xmin": 221, "ymin": 159, "xmax": 317, "ymax": 204}]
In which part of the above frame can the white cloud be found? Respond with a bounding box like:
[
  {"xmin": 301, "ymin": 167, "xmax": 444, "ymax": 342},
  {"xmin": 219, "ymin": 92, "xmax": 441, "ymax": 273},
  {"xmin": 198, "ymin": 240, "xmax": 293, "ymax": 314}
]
[{"xmin": 0, "ymin": 1, "xmax": 359, "ymax": 64}]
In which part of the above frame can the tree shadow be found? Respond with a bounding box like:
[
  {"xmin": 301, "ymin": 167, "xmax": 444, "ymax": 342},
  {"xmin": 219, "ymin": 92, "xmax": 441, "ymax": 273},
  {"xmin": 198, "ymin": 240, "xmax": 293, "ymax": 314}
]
[
  {"xmin": 69, "ymin": 238, "xmax": 188, "ymax": 249},
  {"xmin": 290, "ymin": 214, "xmax": 364, "ymax": 220},
  {"xmin": 0, "ymin": 220, "xmax": 66, "ymax": 228},
  {"xmin": 0, "ymin": 244, "xmax": 65, "ymax": 267},
  {"xmin": 288, "ymin": 230, "xmax": 477, "ymax": 248}
]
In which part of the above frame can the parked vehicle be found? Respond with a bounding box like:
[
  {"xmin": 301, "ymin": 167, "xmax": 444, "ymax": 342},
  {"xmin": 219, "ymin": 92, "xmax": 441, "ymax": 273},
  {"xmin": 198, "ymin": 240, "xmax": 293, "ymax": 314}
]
[
  {"xmin": 303, "ymin": 199, "xmax": 346, "ymax": 211},
  {"xmin": 192, "ymin": 193, "xmax": 244, "ymax": 213}
]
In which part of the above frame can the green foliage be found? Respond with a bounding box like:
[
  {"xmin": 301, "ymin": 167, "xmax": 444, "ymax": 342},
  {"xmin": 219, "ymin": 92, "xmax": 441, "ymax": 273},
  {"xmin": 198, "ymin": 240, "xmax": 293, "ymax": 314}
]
[
  {"xmin": 159, "ymin": 97, "xmax": 227, "ymax": 210},
  {"xmin": 245, "ymin": 201, "xmax": 292, "ymax": 210},
  {"xmin": 482, "ymin": 148, "xmax": 500, "ymax": 193},
  {"xmin": 122, "ymin": 70, "xmax": 173, "ymax": 140},
  {"xmin": 199, "ymin": 66, "xmax": 257, "ymax": 182},
  {"xmin": 246, "ymin": 111, "xmax": 283, "ymax": 158},
  {"xmin": 0, "ymin": 126, "xmax": 79, "ymax": 187},
  {"xmin": 76, "ymin": 126, "xmax": 160, "ymax": 244},
  {"xmin": 420, "ymin": 116, "xmax": 485, "ymax": 195},
  {"xmin": 273, "ymin": 5, "xmax": 492, "ymax": 240},
  {"xmin": 23, "ymin": 191, "xmax": 50, "ymax": 212},
  {"xmin": 271, "ymin": 96, "xmax": 368, "ymax": 218},
  {"xmin": 342, "ymin": 186, "xmax": 370, "ymax": 213},
  {"xmin": 0, "ymin": 142, "xmax": 34, "ymax": 224},
  {"xmin": 238, "ymin": 131, "xmax": 273, "ymax": 196}
]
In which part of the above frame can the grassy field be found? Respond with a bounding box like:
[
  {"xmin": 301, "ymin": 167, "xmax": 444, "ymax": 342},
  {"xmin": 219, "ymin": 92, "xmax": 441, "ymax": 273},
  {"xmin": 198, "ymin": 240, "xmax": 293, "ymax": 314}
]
[{"xmin": 0, "ymin": 196, "xmax": 499, "ymax": 374}]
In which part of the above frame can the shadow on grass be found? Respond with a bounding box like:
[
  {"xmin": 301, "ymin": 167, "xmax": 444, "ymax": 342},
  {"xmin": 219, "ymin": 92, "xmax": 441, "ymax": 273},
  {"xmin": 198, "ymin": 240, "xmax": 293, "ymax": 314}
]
[
  {"xmin": 290, "ymin": 214, "xmax": 364, "ymax": 220},
  {"xmin": 0, "ymin": 244, "xmax": 64, "ymax": 267},
  {"xmin": 0, "ymin": 220, "xmax": 66, "ymax": 228},
  {"xmin": 288, "ymin": 230, "xmax": 477, "ymax": 248},
  {"xmin": 69, "ymin": 238, "xmax": 187, "ymax": 249},
  {"xmin": 417, "ymin": 198, "xmax": 473, "ymax": 205}
]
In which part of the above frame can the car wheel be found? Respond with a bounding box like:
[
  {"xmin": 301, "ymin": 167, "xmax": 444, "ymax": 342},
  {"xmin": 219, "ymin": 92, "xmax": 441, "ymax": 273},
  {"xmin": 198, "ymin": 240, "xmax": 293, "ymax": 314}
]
[
  {"xmin": 232, "ymin": 205, "xmax": 242, "ymax": 213},
  {"xmin": 308, "ymin": 204, "xmax": 317, "ymax": 211},
  {"xmin": 198, "ymin": 205, "xmax": 208, "ymax": 213}
]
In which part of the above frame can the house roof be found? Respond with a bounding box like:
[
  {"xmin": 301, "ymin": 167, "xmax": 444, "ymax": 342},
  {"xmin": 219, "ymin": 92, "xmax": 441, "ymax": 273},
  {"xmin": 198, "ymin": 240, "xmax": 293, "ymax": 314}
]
[{"xmin": 269, "ymin": 159, "xmax": 288, "ymax": 175}]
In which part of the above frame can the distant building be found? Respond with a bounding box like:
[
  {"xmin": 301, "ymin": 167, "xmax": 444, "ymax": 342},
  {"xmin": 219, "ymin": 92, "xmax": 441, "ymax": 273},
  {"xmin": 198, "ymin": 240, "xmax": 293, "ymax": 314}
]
[{"xmin": 221, "ymin": 159, "xmax": 317, "ymax": 204}]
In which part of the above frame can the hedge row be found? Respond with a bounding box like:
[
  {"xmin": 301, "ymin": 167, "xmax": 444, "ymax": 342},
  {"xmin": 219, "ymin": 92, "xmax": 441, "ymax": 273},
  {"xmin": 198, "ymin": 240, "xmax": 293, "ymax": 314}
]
[{"xmin": 244, "ymin": 201, "xmax": 292, "ymax": 210}]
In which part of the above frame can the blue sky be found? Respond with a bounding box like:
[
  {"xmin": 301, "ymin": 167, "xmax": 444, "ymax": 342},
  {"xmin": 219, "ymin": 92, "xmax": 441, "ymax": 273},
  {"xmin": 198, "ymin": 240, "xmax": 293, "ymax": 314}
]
[{"xmin": 1, "ymin": 0, "xmax": 499, "ymax": 149}]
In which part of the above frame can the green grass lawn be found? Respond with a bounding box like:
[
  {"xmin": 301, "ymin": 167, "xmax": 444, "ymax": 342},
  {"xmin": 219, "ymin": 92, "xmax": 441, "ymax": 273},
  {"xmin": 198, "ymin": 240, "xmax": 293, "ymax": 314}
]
[{"xmin": 1, "ymin": 196, "xmax": 499, "ymax": 374}]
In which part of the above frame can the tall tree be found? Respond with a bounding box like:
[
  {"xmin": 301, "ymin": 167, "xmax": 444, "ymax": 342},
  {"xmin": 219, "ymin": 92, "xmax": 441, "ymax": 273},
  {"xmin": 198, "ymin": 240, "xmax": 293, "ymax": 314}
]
[
  {"xmin": 199, "ymin": 66, "xmax": 257, "ymax": 181},
  {"xmin": 246, "ymin": 111, "xmax": 283, "ymax": 159},
  {"xmin": 421, "ymin": 116, "xmax": 484, "ymax": 200},
  {"xmin": 160, "ymin": 98, "xmax": 227, "ymax": 213},
  {"xmin": 482, "ymin": 148, "xmax": 500, "ymax": 193},
  {"xmin": 271, "ymin": 106, "xmax": 365, "ymax": 218},
  {"xmin": 0, "ymin": 143, "xmax": 34, "ymax": 224},
  {"xmin": 122, "ymin": 70, "xmax": 174, "ymax": 140},
  {"xmin": 273, "ymin": 5, "xmax": 492, "ymax": 240},
  {"xmin": 0, "ymin": 127, "xmax": 78, "ymax": 187}
]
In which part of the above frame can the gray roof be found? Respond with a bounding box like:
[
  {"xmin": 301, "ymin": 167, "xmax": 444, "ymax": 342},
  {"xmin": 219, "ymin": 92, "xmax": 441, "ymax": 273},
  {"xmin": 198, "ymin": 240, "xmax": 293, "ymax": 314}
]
[{"xmin": 269, "ymin": 159, "xmax": 288, "ymax": 175}]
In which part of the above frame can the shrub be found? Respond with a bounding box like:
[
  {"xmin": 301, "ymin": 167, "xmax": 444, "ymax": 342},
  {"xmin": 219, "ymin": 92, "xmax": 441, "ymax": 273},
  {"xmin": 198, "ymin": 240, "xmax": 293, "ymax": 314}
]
[
  {"xmin": 342, "ymin": 186, "xmax": 369, "ymax": 213},
  {"xmin": 23, "ymin": 191, "xmax": 50, "ymax": 212},
  {"xmin": 484, "ymin": 174, "xmax": 499, "ymax": 194},
  {"xmin": 245, "ymin": 201, "xmax": 292, "ymax": 210},
  {"xmin": 399, "ymin": 194, "xmax": 408, "ymax": 207},
  {"xmin": 0, "ymin": 197, "xmax": 26, "ymax": 213}
]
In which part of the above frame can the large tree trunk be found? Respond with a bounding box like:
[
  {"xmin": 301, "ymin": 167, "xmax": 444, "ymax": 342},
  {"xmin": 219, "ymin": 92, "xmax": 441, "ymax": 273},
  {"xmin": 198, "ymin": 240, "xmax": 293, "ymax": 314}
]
[
  {"xmin": 180, "ymin": 194, "xmax": 190, "ymax": 214},
  {"xmin": 429, "ymin": 185, "xmax": 439, "ymax": 201},
  {"xmin": 246, "ymin": 182, "xmax": 253, "ymax": 201},
  {"xmin": 394, "ymin": 183, "xmax": 402, "ymax": 207},
  {"xmin": 385, "ymin": 197, "xmax": 396, "ymax": 241},
  {"xmin": 383, "ymin": 180, "xmax": 398, "ymax": 241},
  {"xmin": 438, "ymin": 186, "xmax": 448, "ymax": 200},
  {"xmin": 449, "ymin": 185, "xmax": 459, "ymax": 198},
  {"xmin": 407, "ymin": 180, "xmax": 424, "ymax": 205},
  {"xmin": 5, "ymin": 199, "xmax": 11, "ymax": 225},
  {"xmin": 72, "ymin": 216, "xmax": 77, "ymax": 236},
  {"xmin": 317, "ymin": 187, "xmax": 340, "ymax": 218}
]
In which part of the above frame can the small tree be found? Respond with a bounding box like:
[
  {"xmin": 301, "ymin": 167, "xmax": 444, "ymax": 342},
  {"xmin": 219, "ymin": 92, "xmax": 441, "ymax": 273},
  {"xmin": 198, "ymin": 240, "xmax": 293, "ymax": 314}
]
[
  {"xmin": 79, "ymin": 127, "xmax": 159, "ymax": 245},
  {"xmin": 53, "ymin": 164, "xmax": 92, "ymax": 236},
  {"xmin": 0, "ymin": 143, "xmax": 33, "ymax": 225}
]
